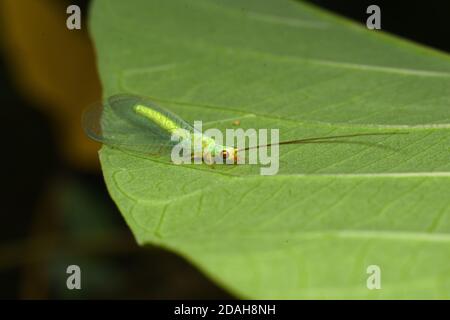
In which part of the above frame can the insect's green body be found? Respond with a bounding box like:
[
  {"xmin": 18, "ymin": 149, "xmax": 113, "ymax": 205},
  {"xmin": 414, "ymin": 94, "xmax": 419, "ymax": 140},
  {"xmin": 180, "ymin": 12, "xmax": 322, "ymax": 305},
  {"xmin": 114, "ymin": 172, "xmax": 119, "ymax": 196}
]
[
  {"xmin": 134, "ymin": 105, "xmax": 181, "ymax": 135},
  {"xmin": 134, "ymin": 104, "xmax": 237, "ymax": 163},
  {"xmin": 82, "ymin": 94, "xmax": 237, "ymax": 163}
]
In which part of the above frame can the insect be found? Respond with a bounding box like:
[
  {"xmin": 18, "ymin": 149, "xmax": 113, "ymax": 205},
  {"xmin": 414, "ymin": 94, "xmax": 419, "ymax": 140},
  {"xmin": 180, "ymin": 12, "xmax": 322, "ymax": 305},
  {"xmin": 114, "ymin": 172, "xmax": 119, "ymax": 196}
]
[{"xmin": 82, "ymin": 94, "xmax": 405, "ymax": 164}]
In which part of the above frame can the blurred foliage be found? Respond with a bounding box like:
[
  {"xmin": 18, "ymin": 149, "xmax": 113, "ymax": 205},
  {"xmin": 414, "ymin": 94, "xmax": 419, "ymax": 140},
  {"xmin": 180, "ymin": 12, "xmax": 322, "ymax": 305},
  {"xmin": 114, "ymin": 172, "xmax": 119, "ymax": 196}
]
[
  {"xmin": 0, "ymin": 174, "xmax": 232, "ymax": 298},
  {"xmin": 0, "ymin": 0, "xmax": 232, "ymax": 299},
  {"xmin": 0, "ymin": 0, "xmax": 101, "ymax": 170}
]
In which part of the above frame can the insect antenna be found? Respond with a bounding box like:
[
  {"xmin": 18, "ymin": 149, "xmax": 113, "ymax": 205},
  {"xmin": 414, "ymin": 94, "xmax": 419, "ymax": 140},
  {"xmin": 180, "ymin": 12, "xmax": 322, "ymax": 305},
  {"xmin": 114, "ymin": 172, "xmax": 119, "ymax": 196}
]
[{"xmin": 237, "ymin": 132, "xmax": 408, "ymax": 152}]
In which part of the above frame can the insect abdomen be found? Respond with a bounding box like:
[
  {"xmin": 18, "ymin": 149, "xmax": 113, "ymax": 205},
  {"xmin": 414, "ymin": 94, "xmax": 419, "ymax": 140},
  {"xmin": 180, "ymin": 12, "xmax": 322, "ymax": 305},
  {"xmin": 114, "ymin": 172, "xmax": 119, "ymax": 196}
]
[{"xmin": 134, "ymin": 104, "xmax": 180, "ymax": 134}]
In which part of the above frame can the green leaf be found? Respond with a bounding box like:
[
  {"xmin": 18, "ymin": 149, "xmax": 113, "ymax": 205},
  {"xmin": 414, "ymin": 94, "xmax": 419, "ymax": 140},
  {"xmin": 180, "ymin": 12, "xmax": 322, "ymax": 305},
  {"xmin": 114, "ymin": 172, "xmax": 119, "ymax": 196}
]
[{"xmin": 90, "ymin": 0, "xmax": 450, "ymax": 298}]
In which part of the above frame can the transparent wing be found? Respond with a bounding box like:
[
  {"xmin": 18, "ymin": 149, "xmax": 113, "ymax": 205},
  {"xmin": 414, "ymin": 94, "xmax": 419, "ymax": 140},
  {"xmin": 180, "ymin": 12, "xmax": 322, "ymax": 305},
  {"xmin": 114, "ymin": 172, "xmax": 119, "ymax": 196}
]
[{"xmin": 82, "ymin": 94, "xmax": 195, "ymax": 155}]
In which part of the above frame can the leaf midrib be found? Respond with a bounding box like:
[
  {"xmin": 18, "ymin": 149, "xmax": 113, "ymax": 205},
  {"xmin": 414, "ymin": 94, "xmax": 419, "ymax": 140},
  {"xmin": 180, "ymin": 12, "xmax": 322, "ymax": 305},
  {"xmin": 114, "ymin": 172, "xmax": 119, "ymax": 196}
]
[{"xmin": 164, "ymin": 230, "xmax": 450, "ymax": 244}]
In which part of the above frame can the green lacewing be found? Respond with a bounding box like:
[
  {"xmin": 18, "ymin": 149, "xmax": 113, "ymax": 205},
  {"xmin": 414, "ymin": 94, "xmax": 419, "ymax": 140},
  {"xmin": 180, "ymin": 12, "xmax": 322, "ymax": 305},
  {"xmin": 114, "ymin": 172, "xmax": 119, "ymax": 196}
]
[{"xmin": 82, "ymin": 94, "xmax": 405, "ymax": 164}]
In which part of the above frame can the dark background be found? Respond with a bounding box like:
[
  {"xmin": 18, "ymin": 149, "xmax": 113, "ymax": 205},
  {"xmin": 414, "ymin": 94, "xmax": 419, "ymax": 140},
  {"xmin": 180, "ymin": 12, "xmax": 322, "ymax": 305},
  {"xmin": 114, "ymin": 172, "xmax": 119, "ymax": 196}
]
[{"xmin": 0, "ymin": 0, "xmax": 449, "ymax": 299}]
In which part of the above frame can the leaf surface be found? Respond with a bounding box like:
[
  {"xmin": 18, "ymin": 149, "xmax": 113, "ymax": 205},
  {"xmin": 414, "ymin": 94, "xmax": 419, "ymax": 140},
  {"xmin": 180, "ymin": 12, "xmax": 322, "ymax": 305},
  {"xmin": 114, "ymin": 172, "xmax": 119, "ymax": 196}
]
[{"xmin": 90, "ymin": 0, "xmax": 450, "ymax": 298}]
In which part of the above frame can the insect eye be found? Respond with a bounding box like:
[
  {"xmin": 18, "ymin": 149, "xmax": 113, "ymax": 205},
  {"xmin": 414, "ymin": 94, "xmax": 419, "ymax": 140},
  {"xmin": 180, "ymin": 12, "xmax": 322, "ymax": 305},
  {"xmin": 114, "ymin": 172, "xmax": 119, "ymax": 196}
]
[{"xmin": 221, "ymin": 150, "xmax": 229, "ymax": 159}]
